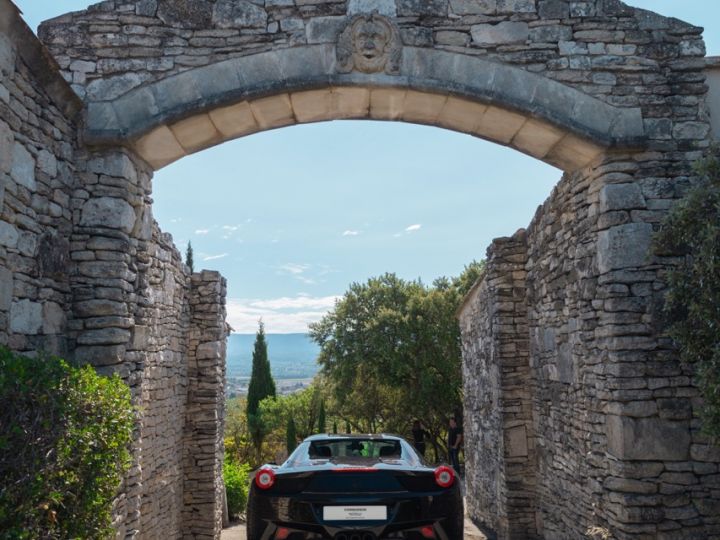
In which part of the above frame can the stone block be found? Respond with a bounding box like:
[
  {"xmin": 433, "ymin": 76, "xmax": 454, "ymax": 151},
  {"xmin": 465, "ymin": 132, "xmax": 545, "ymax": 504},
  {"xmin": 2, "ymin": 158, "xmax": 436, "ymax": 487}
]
[
  {"xmin": 530, "ymin": 24, "xmax": 572, "ymax": 42},
  {"xmin": 208, "ymin": 101, "xmax": 259, "ymax": 139},
  {"xmin": 134, "ymin": 125, "xmax": 186, "ymax": 170},
  {"xmin": 511, "ymin": 118, "xmax": 564, "ymax": 159},
  {"xmin": 36, "ymin": 150, "xmax": 58, "ymax": 178},
  {"xmin": 402, "ymin": 91, "xmax": 447, "ymax": 124},
  {"xmin": 86, "ymin": 72, "xmax": 150, "ymax": 101},
  {"xmin": 600, "ymin": 183, "xmax": 646, "ymax": 212},
  {"xmin": 170, "ymin": 114, "xmax": 221, "ymax": 153},
  {"xmin": 497, "ymin": 0, "xmax": 536, "ymax": 13},
  {"xmin": 450, "ymin": 0, "xmax": 496, "ymax": 15},
  {"xmin": 197, "ymin": 341, "xmax": 224, "ymax": 360},
  {"xmin": 212, "ymin": 0, "xmax": 267, "ymax": 29},
  {"xmin": 250, "ymin": 94, "xmax": 295, "ymax": 130},
  {"xmin": 74, "ymin": 344, "xmax": 126, "ymax": 366},
  {"xmin": 505, "ymin": 424, "xmax": 528, "ymax": 457},
  {"xmin": 74, "ymin": 299, "xmax": 129, "ymax": 318},
  {"xmin": 0, "ymin": 266, "xmax": 12, "ymax": 311},
  {"xmin": 370, "ymin": 88, "xmax": 407, "ymax": 120},
  {"xmin": 42, "ymin": 302, "xmax": 66, "ymax": 334},
  {"xmin": 437, "ymin": 97, "xmax": 487, "ymax": 133},
  {"xmin": 291, "ymin": 89, "xmax": 334, "ymax": 123},
  {"xmin": 546, "ymin": 134, "xmax": 601, "ymax": 171},
  {"xmin": 80, "ymin": 197, "xmax": 137, "ymax": 234},
  {"xmin": 11, "ymin": 143, "xmax": 36, "ymax": 191},
  {"xmin": 305, "ymin": 16, "xmax": 346, "ymax": 44},
  {"xmin": 0, "ymin": 34, "xmax": 15, "ymax": 76},
  {"xmin": 333, "ymin": 88, "xmax": 371, "ymax": 119},
  {"xmin": 10, "ymin": 299, "xmax": 43, "ymax": 335},
  {"xmin": 597, "ymin": 222, "xmax": 653, "ymax": 274},
  {"xmin": 78, "ymin": 328, "xmax": 132, "ymax": 345},
  {"xmin": 87, "ymin": 153, "xmax": 138, "ymax": 183},
  {"xmin": 475, "ymin": 106, "xmax": 527, "ymax": 144},
  {"xmin": 132, "ymin": 325, "xmax": 150, "ymax": 350},
  {"xmin": 471, "ymin": 22, "xmax": 529, "ymax": 46},
  {"xmin": 0, "ymin": 120, "xmax": 13, "ymax": 173},
  {"xmin": 397, "ymin": 0, "xmax": 448, "ymax": 16},
  {"xmin": 0, "ymin": 221, "xmax": 18, "ymax": 249},
  {"xmin": 136, "ymin": 0, "xmax": 157, "ymax": 16},
  {"xmin": 538, "ymin": 0, "xmax": 569, "ymax": 19},
  {"xmin": 347, "ymin": 0, "xmax": 397, "ymax": 16},
  {"xmin": 607, "ymin": 415, "xmax": 690, "ymax": 461},
  {"xmin": 157, "ymin": 0, "xmax": 213, "ymax": 28}
]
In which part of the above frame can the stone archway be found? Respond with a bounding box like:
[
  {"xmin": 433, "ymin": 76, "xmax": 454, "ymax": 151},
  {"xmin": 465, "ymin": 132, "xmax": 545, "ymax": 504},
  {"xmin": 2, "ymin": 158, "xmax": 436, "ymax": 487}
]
[{"xmin": 1, "ymin": 0, "xmax": 717, "ymax": 538}]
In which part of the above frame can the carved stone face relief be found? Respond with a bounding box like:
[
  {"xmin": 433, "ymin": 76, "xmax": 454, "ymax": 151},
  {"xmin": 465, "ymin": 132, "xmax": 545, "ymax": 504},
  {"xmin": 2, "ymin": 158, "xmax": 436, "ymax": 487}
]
[{"xmin": 337, "ymin": 13, "xmax": 402, "ymax": 75}]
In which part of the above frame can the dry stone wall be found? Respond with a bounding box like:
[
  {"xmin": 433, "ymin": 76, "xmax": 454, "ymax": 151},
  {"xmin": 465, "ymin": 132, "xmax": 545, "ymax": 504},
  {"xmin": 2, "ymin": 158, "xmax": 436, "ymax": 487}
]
[{"xmin": 1, "ymin": 3, "xmax": 229, "ymax": 539}]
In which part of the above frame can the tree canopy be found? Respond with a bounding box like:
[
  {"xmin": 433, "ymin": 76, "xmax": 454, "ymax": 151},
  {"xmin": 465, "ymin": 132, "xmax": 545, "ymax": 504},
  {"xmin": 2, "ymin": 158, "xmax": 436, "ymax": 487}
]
[{"xmin": 309, "ymin": 262, "xmax": 484, "ymax": 458}]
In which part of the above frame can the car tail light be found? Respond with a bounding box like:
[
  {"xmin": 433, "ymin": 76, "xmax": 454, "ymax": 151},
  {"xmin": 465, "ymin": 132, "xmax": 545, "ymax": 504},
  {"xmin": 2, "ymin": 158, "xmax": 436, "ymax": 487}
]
[
  {"xmin": 255, "ymin": 468, "xmax": 276, "ymax": 490},
  {"xmin": 275, "ymin": 527, "xmax": 290, "ymax": 539},
  {"xmin": 434, "ymin": 465, "xmax": 454, "ymax": 488},
  {"xmin": 420, "ymin": 525, "xmax": 436, "ymax": 538}
]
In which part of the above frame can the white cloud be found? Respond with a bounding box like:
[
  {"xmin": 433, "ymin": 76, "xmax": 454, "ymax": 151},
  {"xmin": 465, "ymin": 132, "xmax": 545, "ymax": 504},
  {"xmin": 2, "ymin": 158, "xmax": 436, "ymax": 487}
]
[
  {"xmin": 405, "ymin": 224, "xmax": 422, "ymax": 232},
  {"xmin": 203, "ymin": 253, "xmax": 229, "ymax": 261},
  {"xmin": 226, "ymin": 295, "xmax": 340, "ymax": 333},
  {"xmin": 343, "ymin": 230, "xmax": 361, "ymax": 236},
  {"xmin": 195, "ymin": 228, "xmax": 210, "ymax": 235},
  {"xmin": 277, "ymin": 263, "xmax": 310, "ymax": 275},
  {"xmin": 222, "ymin": 225, "xmax": 239, "ymax": 231}
]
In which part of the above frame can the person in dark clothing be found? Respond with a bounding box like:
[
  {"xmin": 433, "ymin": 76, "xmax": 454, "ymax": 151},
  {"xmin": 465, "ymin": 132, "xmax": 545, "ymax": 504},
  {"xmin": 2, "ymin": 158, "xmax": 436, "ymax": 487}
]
[
  {"xmin": 447, "ymin": 417, "xmax": 463, "ymax": 475},
  {"xmin": 411, "ymin": 420, "xmax": 429, "ymax": 458}
]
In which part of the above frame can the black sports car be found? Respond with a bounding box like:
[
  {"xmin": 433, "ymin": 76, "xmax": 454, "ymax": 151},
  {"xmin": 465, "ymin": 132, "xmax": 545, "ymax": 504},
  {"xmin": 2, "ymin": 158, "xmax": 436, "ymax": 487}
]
[{"xmin": 246, "ymin": 434, "xmax": 464, "ymax": 540}]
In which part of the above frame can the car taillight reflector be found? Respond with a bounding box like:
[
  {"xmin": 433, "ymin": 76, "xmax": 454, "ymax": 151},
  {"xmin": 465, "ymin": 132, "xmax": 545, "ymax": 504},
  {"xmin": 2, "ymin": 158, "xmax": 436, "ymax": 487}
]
[
  {"xmin": 434, "ymin": 465, "xmax": 455, "ymax": 488},
  {"xmin": 275, "ymin": 527, "xmax": 290, "ymax": 539},
  {"xmin": 420, "ymin": 525, "xmax": 436, "ymax": 538},
  {"xmin": 255, "ymin": 468, "xmax": 276, "ymax": 490}
]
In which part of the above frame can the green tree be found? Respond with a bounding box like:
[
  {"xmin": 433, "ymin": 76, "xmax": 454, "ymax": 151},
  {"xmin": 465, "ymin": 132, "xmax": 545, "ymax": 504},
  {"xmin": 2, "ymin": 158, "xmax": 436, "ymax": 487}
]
[
  {"xmin": 655, "ymin": 150, "xmax": 720, "ymax": 439},
  {"xmin": 247, "ymin": 321, "xmax": 276, "ymax": 456},
  {"xmin": 332, "ymin": 420, "xmax": 338, "ymax": 434},
  {"xmin": 309, "ymin": 263, "xmax": 483, "ymax": 455},
  {"xmin": 185, "ymin": 241, "xmax": 194, "ymax": 273},
  {"xmin": 286, "ymin": 417, "xmax": 297, "ymax": 454},
  {"xmin": 318, "ymin": 399, "xmax": 326, "ymax": 433}
]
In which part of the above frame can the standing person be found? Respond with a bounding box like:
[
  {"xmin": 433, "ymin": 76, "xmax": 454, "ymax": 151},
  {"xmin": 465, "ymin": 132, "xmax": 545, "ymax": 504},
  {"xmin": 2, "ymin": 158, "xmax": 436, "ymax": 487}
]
[
  {"xmin": 447, "ymin": 416, "xmax": 463, "ymax": 475},
  {"xmin": 411, "ymin": 420, "xmax": 429, "ymax": 458}
]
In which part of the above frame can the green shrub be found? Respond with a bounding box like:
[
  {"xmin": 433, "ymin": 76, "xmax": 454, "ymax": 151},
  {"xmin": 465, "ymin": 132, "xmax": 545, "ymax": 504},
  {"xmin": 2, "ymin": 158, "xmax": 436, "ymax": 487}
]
[
  {"xmin": 0, "ymin": 347, "xmax": 134, "ymax": 539},
  {"xmin": 655, "ymin": 150, "xmax": 720, "ymax": 439},
  {"xmin": 224, "ymin": 458, "xmax": 250, "ymax": 518}
]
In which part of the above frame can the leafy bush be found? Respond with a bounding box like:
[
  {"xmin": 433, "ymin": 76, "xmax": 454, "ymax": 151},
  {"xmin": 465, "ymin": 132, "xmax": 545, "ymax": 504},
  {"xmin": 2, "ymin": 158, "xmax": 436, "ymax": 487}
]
[
  {"xmin": 654, "ymin": 150, "xmax": 720, "ymax": 439},
  {"xmin": 0, "ymin": 347, "xmax": 134, "ymax": 539},
  {"xmin": 224, "ymin": 458, "xmax": 250, "ymax": 518}
]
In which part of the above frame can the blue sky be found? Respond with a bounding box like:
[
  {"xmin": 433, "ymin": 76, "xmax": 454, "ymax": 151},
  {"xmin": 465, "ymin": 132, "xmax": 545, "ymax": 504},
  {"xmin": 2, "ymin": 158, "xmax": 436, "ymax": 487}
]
[{"xmin": 16, "ymin": 1, "xmax": 720, "ymax": 332}]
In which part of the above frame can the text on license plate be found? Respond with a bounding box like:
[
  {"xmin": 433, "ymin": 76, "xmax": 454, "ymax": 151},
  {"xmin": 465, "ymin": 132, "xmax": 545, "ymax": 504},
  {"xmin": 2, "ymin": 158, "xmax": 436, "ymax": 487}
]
[{"xmin": 323, "ymin": 506, "xmax": 387, "ymax": 521}]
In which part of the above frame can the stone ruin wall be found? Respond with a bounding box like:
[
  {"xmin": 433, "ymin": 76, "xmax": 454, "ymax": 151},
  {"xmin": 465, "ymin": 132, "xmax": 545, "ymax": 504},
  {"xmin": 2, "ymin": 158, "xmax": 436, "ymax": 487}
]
[
  {"xmin": 1, "ymin": 3, "xmax": 228, "ymax": 538},
  {"xmin": 461, "ymin": 150, "xmax": 720, "ymax": 540}
]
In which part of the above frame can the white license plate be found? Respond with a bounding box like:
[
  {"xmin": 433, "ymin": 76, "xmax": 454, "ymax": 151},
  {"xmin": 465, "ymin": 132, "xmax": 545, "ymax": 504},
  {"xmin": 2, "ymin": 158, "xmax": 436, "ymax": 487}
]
[{"xmin": 323, "ymin": 506, "xmax": 387, "ymax": 521}]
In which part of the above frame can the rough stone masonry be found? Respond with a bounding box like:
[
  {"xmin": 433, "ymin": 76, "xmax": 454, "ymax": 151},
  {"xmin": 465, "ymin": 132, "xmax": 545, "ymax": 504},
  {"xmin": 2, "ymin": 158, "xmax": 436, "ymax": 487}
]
[{"xmin": 0, "ymin": 0, "xmax": 719, "ymax": 538}]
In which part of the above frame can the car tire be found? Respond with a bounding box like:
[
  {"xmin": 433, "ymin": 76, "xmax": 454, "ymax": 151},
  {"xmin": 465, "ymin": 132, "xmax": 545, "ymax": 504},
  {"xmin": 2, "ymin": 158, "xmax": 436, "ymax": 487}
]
[{"xmin": 245, "ymin": 490, "xmax": 264, "ymax": 540}]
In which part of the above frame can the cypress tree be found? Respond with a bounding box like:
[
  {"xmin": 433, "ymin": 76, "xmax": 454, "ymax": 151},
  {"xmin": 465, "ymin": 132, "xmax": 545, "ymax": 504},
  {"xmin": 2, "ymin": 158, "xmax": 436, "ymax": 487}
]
[
  {"xmin": 247, "ymin": 321, "xmax": 276, "ymax": 452},
  {"xmin": 185, "ymin": 241, "xmax": 194, "ymax": 273},
  {"xmin": 332, "ymin": 420, "xmax": 338, "ymax": 434},
  {"xmin": 318, "ymin": 400, "xmax": 326, "ymax": 434},
  {"xmin": 345, "ymin": 420, "xmax": 351, "ymax": 434},
  {"xmin": 286, "ymin": 417, "xmax": 297, "ymax": 454}
]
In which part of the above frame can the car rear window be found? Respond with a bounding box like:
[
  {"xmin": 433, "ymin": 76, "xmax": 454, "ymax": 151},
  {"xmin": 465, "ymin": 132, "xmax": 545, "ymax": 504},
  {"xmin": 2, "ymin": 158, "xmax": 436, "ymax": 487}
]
[{"xmin": 309, "ymin": 439, "xmax": 401, "ymax": 459}]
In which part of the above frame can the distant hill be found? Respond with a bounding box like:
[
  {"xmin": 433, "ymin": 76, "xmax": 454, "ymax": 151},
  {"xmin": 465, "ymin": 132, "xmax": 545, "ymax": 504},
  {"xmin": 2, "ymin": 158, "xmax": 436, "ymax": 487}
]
[{"xmin": 226, "ymin": 333, "xmax": 321, "ymax": 379}]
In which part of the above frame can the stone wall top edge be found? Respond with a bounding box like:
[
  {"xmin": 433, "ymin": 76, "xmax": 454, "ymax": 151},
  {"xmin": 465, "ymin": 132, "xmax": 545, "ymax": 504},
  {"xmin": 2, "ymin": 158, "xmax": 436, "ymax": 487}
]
[
  {"xmin": 3, "ymin": 0, "xmax": 83, "ymax": 120},
  {"xmin": 83, "ymin": 45, "xmax": 646, "ymax": 150}
]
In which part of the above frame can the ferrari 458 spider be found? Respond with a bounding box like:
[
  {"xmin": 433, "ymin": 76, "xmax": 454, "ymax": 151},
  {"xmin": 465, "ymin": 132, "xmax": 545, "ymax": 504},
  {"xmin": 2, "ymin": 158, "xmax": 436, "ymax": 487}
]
[{"xmin": 246, "ymin": 434, "xmax": 464, "ymax": 540}]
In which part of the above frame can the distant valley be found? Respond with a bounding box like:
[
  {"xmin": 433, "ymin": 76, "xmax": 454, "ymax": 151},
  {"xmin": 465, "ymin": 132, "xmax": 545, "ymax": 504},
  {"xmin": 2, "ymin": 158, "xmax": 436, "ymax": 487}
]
[{"xmin": 226, "ymin": 333, "xmax": 321, "ymax": 380}]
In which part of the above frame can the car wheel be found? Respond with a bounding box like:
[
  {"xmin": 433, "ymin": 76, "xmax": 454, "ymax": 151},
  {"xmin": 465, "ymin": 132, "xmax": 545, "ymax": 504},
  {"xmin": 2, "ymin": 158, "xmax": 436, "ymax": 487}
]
[{"xmin": 245, "ymin": 491, "xmax": 265, "ymax": 540}]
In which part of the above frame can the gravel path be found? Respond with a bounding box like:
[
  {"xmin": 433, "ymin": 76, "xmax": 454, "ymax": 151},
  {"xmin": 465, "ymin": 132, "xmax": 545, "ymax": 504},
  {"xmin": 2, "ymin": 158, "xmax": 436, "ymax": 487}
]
[{"xmin": 221, "ymin": 517, "xmax": 487, "ymax": 539}]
